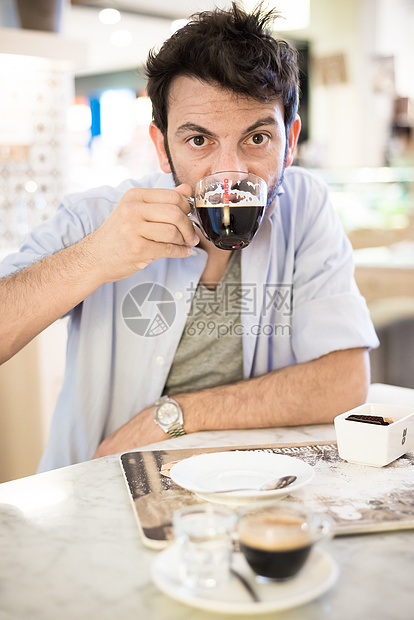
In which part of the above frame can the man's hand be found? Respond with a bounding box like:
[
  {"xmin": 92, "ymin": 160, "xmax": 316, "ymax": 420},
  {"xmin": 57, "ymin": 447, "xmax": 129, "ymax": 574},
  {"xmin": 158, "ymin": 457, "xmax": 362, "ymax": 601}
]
[
  {"xmin": 0, "ymin": 184, "xmax": 199, "ymax": 365},
  {"xmin": 89, "ymin": 184, "xmax": 199, "ymax": 283},
  {"xmin": 92, "ymin": 406, "xmax": 168, "ymax": 459}
]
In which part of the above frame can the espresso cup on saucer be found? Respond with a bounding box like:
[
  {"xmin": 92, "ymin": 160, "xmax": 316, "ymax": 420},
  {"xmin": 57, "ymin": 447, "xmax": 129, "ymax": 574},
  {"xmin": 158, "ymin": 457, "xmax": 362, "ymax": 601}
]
[
  {"xmin": 237, "ymin": 503, "xmax": 332, "ymax": 582},
  {"xmin": 187, "ymin": 171, "xmax": 267, "ymax": 250}
]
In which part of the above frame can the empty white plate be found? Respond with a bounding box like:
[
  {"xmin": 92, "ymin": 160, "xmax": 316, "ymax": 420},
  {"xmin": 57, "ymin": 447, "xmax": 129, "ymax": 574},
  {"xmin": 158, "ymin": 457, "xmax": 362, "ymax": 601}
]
[{"xmin": 169, "ymin": 451, "xmax": 314, "ymax": 503}]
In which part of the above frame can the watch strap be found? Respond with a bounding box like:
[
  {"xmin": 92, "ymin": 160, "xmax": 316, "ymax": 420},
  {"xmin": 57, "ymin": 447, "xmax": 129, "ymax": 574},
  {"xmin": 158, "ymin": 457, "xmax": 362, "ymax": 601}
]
[{"xmin": 166, "ymin": 421, "xmax": 186, "ymax": 438}]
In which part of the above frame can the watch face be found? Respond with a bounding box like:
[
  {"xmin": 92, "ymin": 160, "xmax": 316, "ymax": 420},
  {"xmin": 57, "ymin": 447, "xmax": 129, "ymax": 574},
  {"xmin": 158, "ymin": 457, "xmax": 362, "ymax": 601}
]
[{"xmin": 157, "ymin": 402, "xmax": 179, "ymax": 425}]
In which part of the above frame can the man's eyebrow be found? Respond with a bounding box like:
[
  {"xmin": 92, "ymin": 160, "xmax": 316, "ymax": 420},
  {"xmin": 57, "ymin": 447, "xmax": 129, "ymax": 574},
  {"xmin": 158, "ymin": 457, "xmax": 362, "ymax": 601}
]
[
  {"xmin": 175, "ymin": 122, "xmax": 217, "ymax": 137},
  {"xmin": 244, "ymin": 116, "xmax": 277, "ymax": 134},
  {"xmin": 175, "ymin": 116, "xmax": 277, "ymax": 137}
]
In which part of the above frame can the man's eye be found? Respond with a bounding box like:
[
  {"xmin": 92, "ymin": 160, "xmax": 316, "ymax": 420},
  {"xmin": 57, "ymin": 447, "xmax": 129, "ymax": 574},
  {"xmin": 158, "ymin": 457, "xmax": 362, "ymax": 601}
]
[
  {"xmin": 188, "ymin": 136, "xmax": 207, "ymax": 147},
  {"xmin": 247, "ymin": 133, "xmax": 270, "ymax": 145}
]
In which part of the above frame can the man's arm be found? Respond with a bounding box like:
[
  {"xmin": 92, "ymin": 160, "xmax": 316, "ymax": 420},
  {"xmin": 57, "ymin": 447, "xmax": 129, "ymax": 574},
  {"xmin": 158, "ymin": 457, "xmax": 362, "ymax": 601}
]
[
  {"xmin": 0, "ymin": 235, "xmax": 106, "ymax": 365},
  {"xmin": 0, "ymin": 185, "xmax": 197, "ymax": 365},
  {"xmin": 93, "ymin": 347, "xmax": 370, "ymax": 458}
]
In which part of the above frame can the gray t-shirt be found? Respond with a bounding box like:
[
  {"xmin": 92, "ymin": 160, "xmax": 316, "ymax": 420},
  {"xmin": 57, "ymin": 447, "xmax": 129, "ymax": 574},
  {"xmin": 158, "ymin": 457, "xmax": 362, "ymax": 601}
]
[{"xmin": 164, "ymin": 251, "xmax": 243, "ymax": 396}]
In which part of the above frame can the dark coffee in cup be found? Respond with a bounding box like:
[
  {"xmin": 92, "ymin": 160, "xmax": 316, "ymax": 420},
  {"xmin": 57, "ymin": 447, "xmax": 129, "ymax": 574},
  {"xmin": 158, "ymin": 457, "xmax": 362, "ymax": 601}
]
[
  {"xmin": 238, "ymin": 513, "xmax": 314, "ymax": 581},
  {"xmin": 189, "ymin": 172, "xmax": 267, "ymax": 250},
  {"xmin": 239, "ymin": 529, "xmax": 312, "ymax": 580},
  {"xmin": 196, "ymin": 204, "xmax": 265, "ymax": 250}
]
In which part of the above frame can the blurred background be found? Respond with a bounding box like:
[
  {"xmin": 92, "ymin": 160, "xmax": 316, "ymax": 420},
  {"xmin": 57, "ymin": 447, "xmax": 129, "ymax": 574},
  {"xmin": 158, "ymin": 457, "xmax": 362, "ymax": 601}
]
[{"xmin": 1, "ymin": 0, "xmax": 413, "ymax": 481}]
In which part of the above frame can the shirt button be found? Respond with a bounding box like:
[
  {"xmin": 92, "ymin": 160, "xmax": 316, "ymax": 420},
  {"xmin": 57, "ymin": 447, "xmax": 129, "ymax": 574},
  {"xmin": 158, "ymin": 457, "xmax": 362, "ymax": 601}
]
[
  {"xmin": 175, "ymin": 291, "xmax": 183, "ymax": 300},
  {"xmin": 156, "ymin": 356, "xmax": 164, "ymax": 365}
]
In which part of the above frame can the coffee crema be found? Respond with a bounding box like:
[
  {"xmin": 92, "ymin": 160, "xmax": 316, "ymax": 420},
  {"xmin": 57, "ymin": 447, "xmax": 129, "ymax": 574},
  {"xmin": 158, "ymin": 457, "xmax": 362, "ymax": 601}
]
[{"xmin": 239, "ymin": 528, "xmax": 312, "ymax": 552}]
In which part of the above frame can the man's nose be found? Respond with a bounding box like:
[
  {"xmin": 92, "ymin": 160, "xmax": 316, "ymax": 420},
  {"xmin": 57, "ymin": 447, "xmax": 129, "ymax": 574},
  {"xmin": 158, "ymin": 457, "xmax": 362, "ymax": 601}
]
[{"xmin": 213, "ymin": 149, "xmax": 245, "ymax": 173}]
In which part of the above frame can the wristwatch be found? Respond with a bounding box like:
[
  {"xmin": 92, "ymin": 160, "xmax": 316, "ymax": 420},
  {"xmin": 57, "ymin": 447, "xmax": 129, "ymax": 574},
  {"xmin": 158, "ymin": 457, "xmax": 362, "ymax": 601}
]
[{"xmin": 154, "ymin": 396, "xmax": 186, "ymax": 438}]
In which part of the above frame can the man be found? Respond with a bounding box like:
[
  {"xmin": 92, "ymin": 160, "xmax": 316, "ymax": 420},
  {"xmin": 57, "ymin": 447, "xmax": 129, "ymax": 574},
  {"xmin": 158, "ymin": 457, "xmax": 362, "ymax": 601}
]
[{"xmin": 0, "ymin": 4, "xmax": 378, "ymax": 471}]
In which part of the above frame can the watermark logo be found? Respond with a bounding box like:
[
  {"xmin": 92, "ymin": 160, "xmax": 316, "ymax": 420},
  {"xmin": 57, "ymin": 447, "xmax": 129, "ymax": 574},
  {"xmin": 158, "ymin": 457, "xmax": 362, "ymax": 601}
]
[
  {"xmin": 263, "ymin": 284, "xmax": 293, "ymax": 317},
  {"xmin": 122, "ymin": 283, "xmax": 176, "ymax": 337},
  {"xmin": 122, "ymin": 281, "xmax": 292, "ymax": 338},
  {"xmin": 185, "ymin": 282, "xmax": 293, "ymax": 318}
]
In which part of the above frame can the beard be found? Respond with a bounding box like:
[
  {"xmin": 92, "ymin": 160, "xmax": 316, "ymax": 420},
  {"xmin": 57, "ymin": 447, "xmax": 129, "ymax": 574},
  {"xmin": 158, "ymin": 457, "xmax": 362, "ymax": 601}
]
[{"xmin": 163, "ymin": 136, "xmax": 288, "ymax": 210}]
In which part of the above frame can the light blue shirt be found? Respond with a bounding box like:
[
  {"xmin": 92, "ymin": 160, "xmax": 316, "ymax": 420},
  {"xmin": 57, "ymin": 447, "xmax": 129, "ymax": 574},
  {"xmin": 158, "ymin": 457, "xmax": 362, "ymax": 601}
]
[{"xmin": 0, "ymin": 166, "xmax": 379, "ymax": 471}]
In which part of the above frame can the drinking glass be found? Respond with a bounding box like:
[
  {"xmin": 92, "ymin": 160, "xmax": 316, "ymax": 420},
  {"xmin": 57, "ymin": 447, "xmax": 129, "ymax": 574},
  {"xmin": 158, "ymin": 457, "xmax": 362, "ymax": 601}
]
[
  {"xmin": 188, "ymin": 171, "xmax": 267, "ymax": 250},
  {"xmin": 237, "ymin": 503, "xmax": 332, "ymax": 582},
  {"xmin": 173, "ymin": 504, "xmax": 235, "ymax": 588}
]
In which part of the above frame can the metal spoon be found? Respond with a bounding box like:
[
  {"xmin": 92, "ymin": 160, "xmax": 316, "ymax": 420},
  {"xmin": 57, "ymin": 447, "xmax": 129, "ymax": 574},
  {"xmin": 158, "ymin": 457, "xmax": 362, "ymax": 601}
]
[
  {"xmin": 205, "ymin": 475, "xmax": 297, "ymax": 494},
  {"xmin": 230, "ymin": 567, "xmax": 260, "ymax": 602}
]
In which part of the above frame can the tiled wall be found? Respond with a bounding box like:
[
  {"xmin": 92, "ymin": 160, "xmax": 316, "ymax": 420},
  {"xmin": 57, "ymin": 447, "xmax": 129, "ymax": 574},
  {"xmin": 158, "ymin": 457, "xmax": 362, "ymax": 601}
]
[{"xmin": 0, "ymin": 54, "xmax": 71, "ymax": 254}]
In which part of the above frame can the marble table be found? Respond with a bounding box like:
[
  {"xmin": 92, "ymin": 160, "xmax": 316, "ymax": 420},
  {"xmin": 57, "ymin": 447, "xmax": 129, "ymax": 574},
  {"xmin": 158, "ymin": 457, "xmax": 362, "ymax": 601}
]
[{"xmin": 0, "ymin": 383, "xmax": 413, "ymax": 620}]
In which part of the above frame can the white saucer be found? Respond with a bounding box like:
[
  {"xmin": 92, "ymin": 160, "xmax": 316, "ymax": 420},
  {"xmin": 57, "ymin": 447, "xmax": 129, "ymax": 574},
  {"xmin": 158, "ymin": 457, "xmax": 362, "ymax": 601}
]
[
  {"xmin": 151, "ymin": 544, "xmax": 339, "ymax": 615},
  {"xmin": 169, "ymin": 451, "xmax": 314, "ymax": 504}
]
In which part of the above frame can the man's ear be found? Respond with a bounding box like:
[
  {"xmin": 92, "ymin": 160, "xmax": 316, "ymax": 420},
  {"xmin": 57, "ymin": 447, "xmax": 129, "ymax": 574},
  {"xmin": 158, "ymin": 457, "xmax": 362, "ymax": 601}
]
[
  {"xmin": 149, "ymin": 122, "xmax": 172, "ymax": 174},
  {"xmin": 284, "ymin": 115, "xmax": 301, "ymax": 168}
]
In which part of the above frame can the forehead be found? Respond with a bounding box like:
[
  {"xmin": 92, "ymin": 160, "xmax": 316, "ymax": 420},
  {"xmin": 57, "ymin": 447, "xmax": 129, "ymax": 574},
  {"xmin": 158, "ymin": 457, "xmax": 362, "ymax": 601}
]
[{"xmin": 167, "ymin": 75, "xmax": 284, "ymax": 131}]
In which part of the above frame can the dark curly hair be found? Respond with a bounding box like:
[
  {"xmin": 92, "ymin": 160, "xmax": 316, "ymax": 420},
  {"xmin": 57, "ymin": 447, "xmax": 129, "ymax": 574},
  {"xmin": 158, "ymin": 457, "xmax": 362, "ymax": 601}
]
[{"xmin": 145, "ymin": 2, "xmax": 299, "ymax": 138}]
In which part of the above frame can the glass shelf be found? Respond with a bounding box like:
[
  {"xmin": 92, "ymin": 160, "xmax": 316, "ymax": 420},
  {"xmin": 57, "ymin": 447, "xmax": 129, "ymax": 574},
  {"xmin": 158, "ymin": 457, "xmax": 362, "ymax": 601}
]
[{"xmin": 309, "ymin": 167, "xmax": 414, "ymax": 234}]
